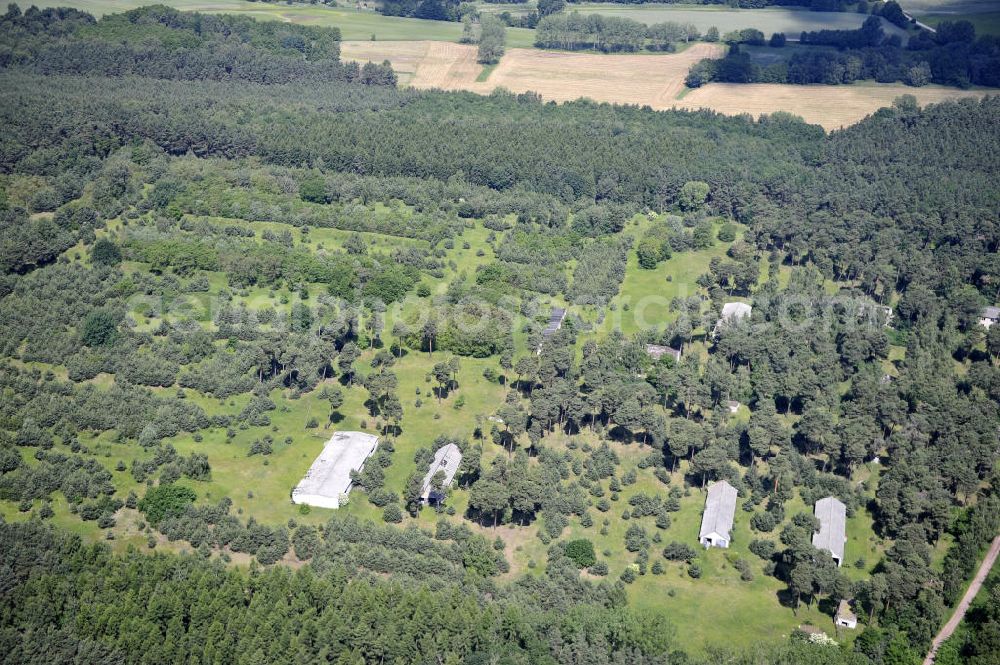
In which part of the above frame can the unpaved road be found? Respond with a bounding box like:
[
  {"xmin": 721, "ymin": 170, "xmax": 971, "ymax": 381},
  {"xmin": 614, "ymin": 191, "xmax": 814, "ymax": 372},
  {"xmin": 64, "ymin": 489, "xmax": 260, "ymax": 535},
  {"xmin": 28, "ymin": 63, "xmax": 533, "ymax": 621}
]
[{"xmin": 923, "ymin": 534, "xmax": 1000, "ymax": 664}]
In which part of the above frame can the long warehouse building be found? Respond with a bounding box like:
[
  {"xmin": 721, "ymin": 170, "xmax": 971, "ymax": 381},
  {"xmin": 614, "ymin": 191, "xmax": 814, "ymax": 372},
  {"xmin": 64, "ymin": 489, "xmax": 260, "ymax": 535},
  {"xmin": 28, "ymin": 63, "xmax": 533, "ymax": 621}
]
[{"xmin": 292, "ymin": 431, "xmax": 378, "ymax": 509}]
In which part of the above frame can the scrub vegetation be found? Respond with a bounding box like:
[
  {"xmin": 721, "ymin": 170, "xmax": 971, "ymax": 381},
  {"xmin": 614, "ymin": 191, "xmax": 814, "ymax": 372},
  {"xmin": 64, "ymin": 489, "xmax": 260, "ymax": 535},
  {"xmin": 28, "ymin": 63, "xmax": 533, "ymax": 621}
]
[{"xmin": 1, "ymin": 4, "xmax": 999, "ymax": 664}]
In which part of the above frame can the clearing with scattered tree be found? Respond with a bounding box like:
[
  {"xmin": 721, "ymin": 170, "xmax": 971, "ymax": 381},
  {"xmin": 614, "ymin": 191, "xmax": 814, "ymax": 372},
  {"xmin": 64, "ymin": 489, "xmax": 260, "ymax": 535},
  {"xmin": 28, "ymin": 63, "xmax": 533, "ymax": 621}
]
[{"xmin": 1, "ymin": 4, "xmax": 999, "ymax": 665}]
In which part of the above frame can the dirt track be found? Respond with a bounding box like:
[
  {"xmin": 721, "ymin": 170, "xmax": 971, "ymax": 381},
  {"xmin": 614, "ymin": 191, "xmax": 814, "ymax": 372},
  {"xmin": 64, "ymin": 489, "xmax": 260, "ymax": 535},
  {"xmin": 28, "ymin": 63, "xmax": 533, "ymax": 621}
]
[{"xmin": 923, "ymin": 534, "xmax": 1000, "ymax": 664}]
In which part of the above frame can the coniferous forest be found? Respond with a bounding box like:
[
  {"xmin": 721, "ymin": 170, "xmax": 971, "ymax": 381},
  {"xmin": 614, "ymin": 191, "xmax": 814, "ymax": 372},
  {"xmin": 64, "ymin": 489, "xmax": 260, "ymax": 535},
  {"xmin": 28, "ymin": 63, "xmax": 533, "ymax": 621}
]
[{"xmin": 0, "ymin": 4, "xmax": 999, "ymax": 665}]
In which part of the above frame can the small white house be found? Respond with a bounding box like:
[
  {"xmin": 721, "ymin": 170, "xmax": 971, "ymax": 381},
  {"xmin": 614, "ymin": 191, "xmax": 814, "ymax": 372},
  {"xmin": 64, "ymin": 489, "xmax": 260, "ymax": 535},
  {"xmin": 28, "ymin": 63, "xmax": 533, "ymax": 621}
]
[
  {"xmin": 420, "ymin": 443, "xmax": 463, "ymax": 504},
  {"xmin": 699, "ymin": 480, "xmax": 738, "ymax": 549},
  {"xmin": 646, "ymin": 344, "xmax": 682, "ymax": 363},
  {"xmin": 835, "ymin": 600, "xmax": 858, "ymax": 630},
  {"xmin": 980, "ymin": 306, "xmax": 1000, "ymax": 329},
  {"xmin": 713, "ymin": 302, "xmax": 752, "ymax": 337}
]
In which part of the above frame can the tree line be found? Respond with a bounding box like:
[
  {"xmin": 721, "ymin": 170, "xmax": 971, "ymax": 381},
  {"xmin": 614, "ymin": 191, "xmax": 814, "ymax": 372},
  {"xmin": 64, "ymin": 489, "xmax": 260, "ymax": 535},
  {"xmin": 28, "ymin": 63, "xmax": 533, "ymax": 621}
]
[
  {"xmin": 535, "ymin": 12, "xmax": 701, "ymax": 52},
  {"xmin": 687, "ymin": 17, "xmax": 1000, "ymax": 88}
]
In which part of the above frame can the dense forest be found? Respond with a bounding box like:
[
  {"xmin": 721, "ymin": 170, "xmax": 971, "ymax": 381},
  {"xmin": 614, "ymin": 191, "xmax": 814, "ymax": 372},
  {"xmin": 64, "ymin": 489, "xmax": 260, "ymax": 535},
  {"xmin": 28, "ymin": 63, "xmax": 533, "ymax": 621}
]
[{"xmin": 0, "ymin": 4, "xmax": 999, "ymax": 664}]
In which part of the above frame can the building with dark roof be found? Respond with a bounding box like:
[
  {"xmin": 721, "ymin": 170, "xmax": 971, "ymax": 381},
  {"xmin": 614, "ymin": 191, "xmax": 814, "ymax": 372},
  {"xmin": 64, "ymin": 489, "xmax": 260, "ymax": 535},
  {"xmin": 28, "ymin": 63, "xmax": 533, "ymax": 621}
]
[{"xmin": 536, "ymin": 307, "xmax": 567, "ymax": 354}]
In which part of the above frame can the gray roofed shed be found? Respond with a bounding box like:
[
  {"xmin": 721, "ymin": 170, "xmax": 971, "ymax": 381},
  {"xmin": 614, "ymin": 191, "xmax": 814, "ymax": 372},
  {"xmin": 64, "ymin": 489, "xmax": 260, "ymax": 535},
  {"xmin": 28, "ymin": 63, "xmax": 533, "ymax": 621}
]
[
  {"xmin": 813, "ymin": 496, "xmax": 847, "ymax": 566},
  {"xmin": 713, "ymin": 302, "xmax": 752, "ymax": 337},
  {"xmin": 646, "ymin": 344, "xmax": 682, "ymax": 362},
  {"xmin": 699, "ymin": 480, "xmax": 738, "ymax": 548},
  {"xmin": 420, "ymin": 443, "xmax": 463, "ymax": 502},
  {"xmin": 292, "ymin": 431, "xmax": 379, "ymax": 510},
  {"xmin": 537, "ymin": 307, "xmax": 567, "ymax": 354}
]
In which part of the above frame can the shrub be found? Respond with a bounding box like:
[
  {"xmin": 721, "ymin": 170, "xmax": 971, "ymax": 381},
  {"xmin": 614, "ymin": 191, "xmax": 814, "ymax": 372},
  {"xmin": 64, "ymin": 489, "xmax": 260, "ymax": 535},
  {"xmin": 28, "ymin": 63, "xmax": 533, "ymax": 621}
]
[
  {"xmin": 663, "ymin": 541, "xmax": 697, "ymax": 562},
  {"xmin": 138, "ymin": 484, "xmax": 196, "ymax": 525},
  {"xmin": 749, "ymin": 538, "xmax": 776, "ymax": 560},
  {"xmin": 564, "ymin": 538, "xmax": 597, "ymax": 568},
  {"xmin": 687, "ymin": 563, "xmax": 702, "ymax": 579},
  {"xmin": 588, "ymin": 560, "xmax": 609, "ymax": 576},
  {"xmin": 751, "ymin": 511, "xmax": 778, "ymax": 532},
  {"xmin": 717, "ymin": 223, "xmax": 737, "ymax": 242}
]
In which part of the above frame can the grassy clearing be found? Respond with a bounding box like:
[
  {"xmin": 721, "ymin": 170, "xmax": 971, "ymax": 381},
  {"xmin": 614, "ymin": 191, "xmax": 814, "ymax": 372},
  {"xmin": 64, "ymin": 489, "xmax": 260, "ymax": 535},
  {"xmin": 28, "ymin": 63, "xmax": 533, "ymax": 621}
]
[
  {"xmin": 476, "ymin": 62, "xmax": 498, "ymax": 82},
  {"xmin": 607, "ymin": 216, "xmax": 738, "ymax": 337},
  {"xmin": 27, "ymin": 0, "xmax": 530, "ymax": 42},
  {"xmin": 2, "ymin": 194, "xmax": 892, "ymax": 654},
  {"xmin": 484, "ymin": 430, "xmax": 868, "ymax": 654}
]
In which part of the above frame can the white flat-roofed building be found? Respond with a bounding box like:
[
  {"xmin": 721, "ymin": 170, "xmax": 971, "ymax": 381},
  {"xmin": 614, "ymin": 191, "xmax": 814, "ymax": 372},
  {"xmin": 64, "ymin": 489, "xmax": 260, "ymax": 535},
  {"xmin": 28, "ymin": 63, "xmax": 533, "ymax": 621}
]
[
  {"xmin": 980, "ymin": 306, "xmax": 1000, "ymax": 329},
  {"xmin": 713, "ymin": 302, "xmax": 752, "ymax": 337},
  {"xmin": 646, "ymin": 344, "xmax": 682, "ymax": 363},
  {"xmin": 813, "ymin": 496, "xmax": 847, "ymax": 566},
  {"xmin": 420, "ymin": 443, "xmax": 463, "ymax": 504},
  {"xmin": 292, "ymin": 431, "xmax": 379, "ymax": 509},
  {"xmin": 835, "ymin": 599, "xmax": 858, "ymax": 629}
]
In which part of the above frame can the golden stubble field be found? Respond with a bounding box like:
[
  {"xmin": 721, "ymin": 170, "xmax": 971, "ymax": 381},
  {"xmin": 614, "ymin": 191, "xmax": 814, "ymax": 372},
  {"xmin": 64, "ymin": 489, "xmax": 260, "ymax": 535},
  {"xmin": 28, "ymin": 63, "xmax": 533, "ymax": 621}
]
[
  {"xmin": 342, "ymin": 41, "xmax": 725, "ymax": 104},
  {"xmin": 677, "ymin": 82, "xmax": 990, "ymax": 129},
  {"xmin": 341, "ymin": 40, "xmax": 991, "ymax": 129}
]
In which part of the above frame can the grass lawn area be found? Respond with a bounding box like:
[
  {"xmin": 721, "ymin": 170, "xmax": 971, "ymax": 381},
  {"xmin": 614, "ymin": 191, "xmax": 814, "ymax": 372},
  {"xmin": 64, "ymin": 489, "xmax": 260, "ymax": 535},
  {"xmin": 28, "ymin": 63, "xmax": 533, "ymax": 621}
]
[
  {"xmin": 477, "ymin": 62, "xmax": 499, "ymax": 82},
  {"xmin": 607, "ymin": 216, "xmax": 739, "ymax": 337},
  {"xmin": 529, "ymin": 2, "xmax": 908, "ymax": 40},
  {"xmin": 920, "ymin": 11, "xmax": 1000, "ymax": 36},
  {"xmin": 27, "ymin": 0, "xmax": 531, "ymax": 43},
  {"xmin": 466, "ymin": 429, "xmax": 873, "ymax": 654}
]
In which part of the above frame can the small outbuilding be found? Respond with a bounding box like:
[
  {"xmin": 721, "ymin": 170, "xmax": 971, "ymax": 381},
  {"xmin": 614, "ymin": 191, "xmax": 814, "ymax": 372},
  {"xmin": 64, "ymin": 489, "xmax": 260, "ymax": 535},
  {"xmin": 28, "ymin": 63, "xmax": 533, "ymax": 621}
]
[
  {"xmin": 726, "ymin": 400, "xmax": 741, "ymax": 414},
  {"xmin": 713, "ymin": 302, "xmax": 752, "ymax": 337},
  {"xmin": 292, "ymin": 431, "xmax": 379, "ymax": 510},
  {"xmin": 699, "ymin": 480, "xmax": 738, "ymax": 549},
  {"xmin": 420, "ymin": 443, "xmax": 463, "ymax": 504},
  {"xmin": 835, "ymin": 599, "xmax": 858, "ymax": 630},
  {"xmin": 813, "ymin": 496, "xmax": 847, "ymax": 567},
  {"xmin": 536, "ymin": 307, "xmax": 567, "ymax": 354},
  {"xmin": 980, "ymin": 306, "xmax": 1000, "ymax": 329},
  {"xmin": 646, "ymin": 344, "xmax": 682, "ymax": 363}
]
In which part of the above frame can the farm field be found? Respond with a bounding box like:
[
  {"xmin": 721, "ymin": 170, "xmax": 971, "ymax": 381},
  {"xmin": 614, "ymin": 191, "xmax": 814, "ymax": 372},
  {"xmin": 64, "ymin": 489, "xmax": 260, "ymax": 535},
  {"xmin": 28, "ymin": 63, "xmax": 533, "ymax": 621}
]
[
  {"xmin": 479, "ymin": 1, "xmax": 910, "ymax": 40},
  {"xmin": 343, "ymin": 40, "xmax": 726, "ymax": 102},
  {"xmin": 26, "ymin": 0, "xmax": 534, "ymax": 43},
  {"xmin": 900, "ymin": 0, "xmax": 1000, "ymax": 35},
  {"xmin": 342, "ymin": 40, "xmax": 987, "ymax": 130},
  {"xmin": 677, "ymin": 81, "xmax": 991, "ymax": 129}
]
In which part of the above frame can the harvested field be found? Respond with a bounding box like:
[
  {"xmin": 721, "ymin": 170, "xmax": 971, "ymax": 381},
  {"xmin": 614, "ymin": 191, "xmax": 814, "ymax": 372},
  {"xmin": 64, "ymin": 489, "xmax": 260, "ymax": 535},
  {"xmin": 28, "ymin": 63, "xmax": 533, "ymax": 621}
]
[
  {"xmin": 341, "ymin": 41, "xmax": 482, "ymax": 88},
  {"xmin": 340, "ymin": 40, "xmax": 429, "ymax": 86},
  {"xmin": 343, "ymin": 41, "xmax": 990, "ymax": 130},
  {"xmin": 676, "ymin": 82, "xmax": 991, "ymax": 130},
  {"xmin": 342, "ymin": 40, "xmax": 726, "ymax": 106}
]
